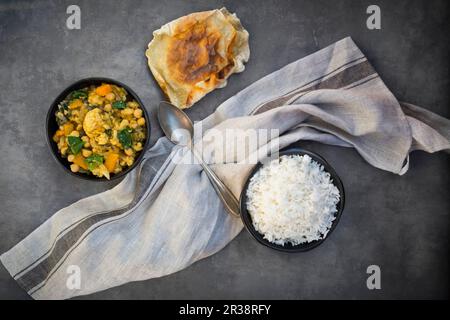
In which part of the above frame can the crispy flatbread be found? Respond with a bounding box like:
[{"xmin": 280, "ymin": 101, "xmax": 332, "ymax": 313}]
[{"xmin": 146, "ymin": 8, "xmax": 250, "ymax": 109}]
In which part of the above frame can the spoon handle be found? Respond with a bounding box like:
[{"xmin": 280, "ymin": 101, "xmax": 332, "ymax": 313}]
[{"xmin": 191, "ymin": 147, "xmax": 241, "ymax": 218}]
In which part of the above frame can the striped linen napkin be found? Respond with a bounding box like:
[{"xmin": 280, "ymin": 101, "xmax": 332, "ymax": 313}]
[{"xmin": 1, "ymin": 37, "xmax": 449, "ymax": 299}]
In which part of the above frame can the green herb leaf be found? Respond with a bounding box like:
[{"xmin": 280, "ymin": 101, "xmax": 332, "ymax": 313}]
[
  {"xmin": 112, "ymin": 101, "xmax": 126, "ymax": 109},
  {"xmin": 67, "ymin": 136, "xmax": 84, "ymax": 155},
  {"xmin": 71, "ymin": 90, "xmax": 88, "ymax": 99},
  {"xmin": 85, "ymin": 154, "xmax": 104, "ymax": 171},
  {"xmin": 118, "ymin": 128, "xmax": 133, "ymax": 149}
]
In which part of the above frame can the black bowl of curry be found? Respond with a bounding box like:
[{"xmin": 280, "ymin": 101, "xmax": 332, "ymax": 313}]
[{"xmin": 46, "ymin": 78, "xmax": 150, "ymax": 181}]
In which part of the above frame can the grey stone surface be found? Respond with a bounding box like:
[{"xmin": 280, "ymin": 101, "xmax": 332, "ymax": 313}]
[{"xmin": 0, "ymin": 0, "xmax": 448, "ymax": 300}]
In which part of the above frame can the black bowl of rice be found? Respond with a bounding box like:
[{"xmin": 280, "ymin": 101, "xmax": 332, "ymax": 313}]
[{"xmin": 239, "ymin": 146, "xmax": 345, "ymax": 252}]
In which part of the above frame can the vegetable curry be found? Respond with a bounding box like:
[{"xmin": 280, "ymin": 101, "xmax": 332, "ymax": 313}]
[{"xmin": 53, "ymin": 83, "xmax": 146, "ymax": 179}]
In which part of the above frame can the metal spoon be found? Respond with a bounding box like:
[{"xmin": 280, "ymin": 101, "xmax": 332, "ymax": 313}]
[{"xmin": 158, "ymin": 101, "xmax": 240, "ymax": 218}]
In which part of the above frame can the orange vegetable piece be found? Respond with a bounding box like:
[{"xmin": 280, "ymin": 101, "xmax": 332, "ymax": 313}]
[
  {"xmin": 95, "ymin": 84, "xmax": 112, "ymax": 96},
  {"xmin": 69, "ymin": 99, "xmax": 83, "ymax": 109},
  {"xmin": 53, "ymin": 130, "xmax": 63, "ymax": 142},
  {"xmin": 63, "ymin": 123, "xmax": 74, "ymax": 136},
  {"xmin": 105, "ymin": 153, "xmax": 119, "ymax": 172},
  {"xmin": 73, "ymin": 154, "xmax": 88, "ymax": 170}
]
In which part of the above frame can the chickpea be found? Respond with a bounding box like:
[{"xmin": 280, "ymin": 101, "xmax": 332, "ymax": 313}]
[
  {"xmin": 133, "ymin": 109, "xmax": 143, "ymax": 118},
  {"xmin": 88, "ymin": 93, "xmax": 103, "ymax": 106},
  {"xmin": 70, "ymin": 164, "xmax": 80, "ymax": 173},
  {"xmin": 127, "ymin": 101, "xmax": 139, "ymax": 108},
  {"xmin": 76, "ymin": 124, "xmax": 83, "ymax": 131},
  {"xmin": 124, "ymin": 148, "xmax": 134, "ymax": 156},
  {"xmin": 104, "ymin": 104, "xmax": 112, "ymax": 112},
  {"xmin": 67, "ymin": 154, "xmax": 75, "ymax": 162},
  {"xmin": 137, "ymin": 118, "xmax": 146, "ymax": 126},
  {"xmin": 69, "ymin": 130, "xmax": 79, "ymax": 137},
  {"xmin": 82, "ymin": 149, "xmax": 92, "ymax": 157},
  {"xmin": 84, "ymin": 142, "xmax": 90, "ymax": 148},
  {"xmin": 125, "ymin": 157, "xmax": 134, "ymax": 166},
  {"xmin": 133, "ymin": 142, "xmax": 143, "ymax": 151},
  {"xmin": 105, "ymin": 92, "xmax": 115, "ymax": 101},
  {"xmin": 121, "ymin": 108, "xmax": 134, "ymax": 116},
  {"xmin": 81, "ymin": 136, "xmax": 89, "ymax": 142},
  {"xmin": 61, "ymin": 146, "xmax": 68, "ymax": 155}
]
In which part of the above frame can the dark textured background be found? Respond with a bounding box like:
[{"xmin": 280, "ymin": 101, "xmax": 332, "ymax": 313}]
[{"xmin": 0, "ymin": 0, "xmax": 448, "ymax": 299}]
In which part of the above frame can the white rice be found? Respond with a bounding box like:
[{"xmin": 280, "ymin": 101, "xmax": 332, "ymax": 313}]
[{"xmin": 246, "ymin": 154, "xmax": 340, "ymax": 246}]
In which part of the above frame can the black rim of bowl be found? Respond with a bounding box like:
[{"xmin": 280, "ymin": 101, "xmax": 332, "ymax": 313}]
[
  {"xmin": 46, "ymin": 77, "xmax": 151, "ymax": 181},
  {"xmin": 239, "ymin": 146, "xmax": 345, "ymax": 252}
]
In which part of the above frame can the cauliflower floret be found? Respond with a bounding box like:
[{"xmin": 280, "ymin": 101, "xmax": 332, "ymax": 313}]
[
  {"xmin": 91, "ymin": 164, "xmax": 110, "ymax": 179},
  {"xmin": 83, "ymin": 108, "xmax": 105, "ymax": 138}
]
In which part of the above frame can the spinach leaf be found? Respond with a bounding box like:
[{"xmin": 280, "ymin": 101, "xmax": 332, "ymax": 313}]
[
  {"xmin": 118, "ymin": 128, "xmax": 133, "ymax": 149},
  {"xmin": 67, "ymin": 136, "xmax": 84, "ymax": 155},
  {"xmin": 112, "ymin": 101, "xmax": 126, "ymax": 109},
  {"xmin": 71, "ymin": 90, "xmax": 88, "ymax": 99},
  {"xmin": 85, "ymin": 154, "xmax": 104, "ymax": 171}
]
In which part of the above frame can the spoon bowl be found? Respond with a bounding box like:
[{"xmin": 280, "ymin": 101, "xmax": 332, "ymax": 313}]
[{"xmin": 158, "ymin": 101, "xmax": 193, "ymax": 147}]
